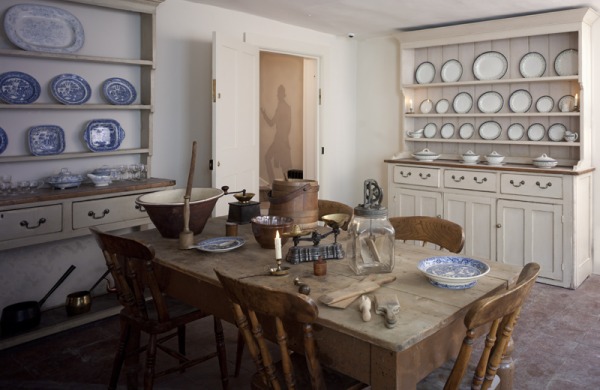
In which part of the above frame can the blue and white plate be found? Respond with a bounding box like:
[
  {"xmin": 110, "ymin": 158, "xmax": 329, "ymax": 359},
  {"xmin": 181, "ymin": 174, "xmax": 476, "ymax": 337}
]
[
  {"xmin": 0, "ymin": 71, "xmax": 41, "ymax": 104},
  {"xmin": 50, "ymin": 73, "xmax": 91, "ymax": 105},
  {"xmin": 102, "ymin": 78, "xmax": 137, "ymax": 105},
  {"xmin": 83, "ymin": 119, "xmax": 126, "ymax": 152},
  {"xmin": 0, "ymin": 127, "xmax": 7, "ymax": 154},
  {"xmin": 418, "ymin": 256, "xmax": 490, "ymax": 289},
  {"xmin": 28, "ymin": 125, "xmax": 65, "ymax": 156},
  {"xmin": 4, "ymin": 4, "xmax": 84, "ymax": 53},
  {"xmin": 195, "ymin": 237, "xmax": 245, "ymax": 253}
]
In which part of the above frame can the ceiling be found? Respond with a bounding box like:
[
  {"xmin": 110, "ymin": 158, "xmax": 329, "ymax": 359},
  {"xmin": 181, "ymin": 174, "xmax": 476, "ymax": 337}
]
[{"xmin": 186, "ymin": 0, "xmax": 600, "ymax": 38}]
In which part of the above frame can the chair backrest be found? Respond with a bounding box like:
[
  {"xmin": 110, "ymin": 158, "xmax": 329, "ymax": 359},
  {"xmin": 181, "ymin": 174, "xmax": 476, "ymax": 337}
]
[
  {"xmin": 89, "ymin": 227, "xmax": 171, "ymax": 323},
  {"xmin": 389, "ymin": 216, "xmax": 465, "ymax": 253},
  {"xmin": 445, "ymin": 262, "xmax": 540, "ymax": 390},
  {"xmin": 214, "ymin": 268, "xmax": 326, "ymax": 389}
]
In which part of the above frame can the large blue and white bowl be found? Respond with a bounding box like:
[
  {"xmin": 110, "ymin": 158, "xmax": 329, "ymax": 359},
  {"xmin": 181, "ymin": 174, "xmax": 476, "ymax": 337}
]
[{"xmin": 418, "ymin": 256, "xmax": 490, "ymax": 289}]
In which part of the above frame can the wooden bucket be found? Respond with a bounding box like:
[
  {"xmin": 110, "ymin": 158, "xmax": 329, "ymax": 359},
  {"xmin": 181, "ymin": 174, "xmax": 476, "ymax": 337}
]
[{"xmin": 268, "ymin": 179, "xmax": 319, "ymax": 228}]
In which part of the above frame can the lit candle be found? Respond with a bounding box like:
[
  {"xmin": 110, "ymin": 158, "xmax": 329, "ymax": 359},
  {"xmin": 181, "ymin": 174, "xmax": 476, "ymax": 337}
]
[
  {"xmin": 274, "ymin": 230, "xmax": 282, "ymax": 259},
  {"xmin": 409, "ymin": 98, "xmax": 413, "ymax": 112},
  {"xmin": 575, "ymin": 93, "xmax": 579, "ymax": 106}
]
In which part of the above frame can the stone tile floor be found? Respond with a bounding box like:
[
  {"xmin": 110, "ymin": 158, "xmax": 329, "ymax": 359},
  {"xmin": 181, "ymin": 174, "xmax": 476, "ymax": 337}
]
[{"xmin": 0, "ymin": 275, "xmax": 599, "ymax": 389}]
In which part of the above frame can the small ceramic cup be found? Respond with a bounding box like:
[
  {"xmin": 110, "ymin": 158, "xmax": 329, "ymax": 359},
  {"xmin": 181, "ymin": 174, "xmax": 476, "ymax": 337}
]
[{"xmin": 563, "ymin": 131, "xmax": 578, "ymax": 142}]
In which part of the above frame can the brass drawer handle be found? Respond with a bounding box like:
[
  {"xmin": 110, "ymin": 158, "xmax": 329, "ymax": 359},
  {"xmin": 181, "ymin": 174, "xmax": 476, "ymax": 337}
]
[
  {"xmin": 88, "ymin": 209, "xmax": 110, "ymax": 219},
  {"xmin": 473, "ymin": 177, "xmax": 487, "ymax": 184},
  {"xmin": 451, "ymin": 175, "xmax": 465, "ymax": 182},
  {"xmin": 510, "ymin": 180, "xmax": 525, "ymax": 188},
  {"xmin": 399, "ymin": 171, "xmax": 411, "ymax": 178},
  {"xmin": 135, "ymin": 204, "xmax": 146, "ymax": 212},
  {"xmin": 536, "ymin": 181, "xmax": 552, "ymax": 190},
  {"xmin": 20, "ymin": 218, "xmax": 46, "ymax": 230},
  {"xmin": 419, "ymin": 173, "xmax": 431, "ymax": 180}
]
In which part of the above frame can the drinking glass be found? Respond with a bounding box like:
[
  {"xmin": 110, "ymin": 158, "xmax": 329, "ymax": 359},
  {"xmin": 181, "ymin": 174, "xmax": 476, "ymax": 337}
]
[
  {"xmin": 119, "ymin": 165, "xmax": 128, "ymax": 181},
  {"xmin": 129, "ymin": 164, "xmax": 140, "ymax": 180}
]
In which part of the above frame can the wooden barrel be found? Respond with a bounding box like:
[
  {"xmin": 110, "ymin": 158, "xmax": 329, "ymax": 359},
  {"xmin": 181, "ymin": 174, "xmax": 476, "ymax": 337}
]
[{"xmin": 268, "ymin": 179, "xmax": 319, "ymax": 228}]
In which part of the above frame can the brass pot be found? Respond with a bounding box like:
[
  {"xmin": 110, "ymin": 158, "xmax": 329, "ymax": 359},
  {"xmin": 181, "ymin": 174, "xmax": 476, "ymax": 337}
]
[{"xmin": 65, "ymin": 291, "xmax": 91, "ymax": 316}]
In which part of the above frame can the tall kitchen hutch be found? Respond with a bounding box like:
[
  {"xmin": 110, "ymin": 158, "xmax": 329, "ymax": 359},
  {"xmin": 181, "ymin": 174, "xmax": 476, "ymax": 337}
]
[
  {"xmin": 0, "ymin": 0, "xmax": 172, "ymax": 347},
  {"xmin": 387, "ymin": 8, "xmax": 597, "ymax": 288}
]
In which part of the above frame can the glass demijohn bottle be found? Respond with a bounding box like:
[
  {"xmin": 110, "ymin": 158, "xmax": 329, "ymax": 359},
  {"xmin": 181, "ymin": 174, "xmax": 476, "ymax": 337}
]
[{"xmin": 348, "ymin": 179, "xmax": 395, "ymax": 275}]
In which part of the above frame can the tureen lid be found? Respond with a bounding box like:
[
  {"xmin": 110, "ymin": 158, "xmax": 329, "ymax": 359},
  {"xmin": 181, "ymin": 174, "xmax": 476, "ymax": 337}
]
[
  {"xmin": 462, "ymin": 150, "xmax": 478, "ymax": 156},
  {"xmin": 533, "ymin": 153, "xmax": 557, "ymax": 162},
  {"xmin": 486, "ymin": 150, "xmax": 504, "ymax": 158},
  {"xmin": 47, "ymin": 168, "xmax": 84, "ymax": 183},
  {"xmin": 413, "ymin": 148, "xmax": 438, "ymax": 156}
]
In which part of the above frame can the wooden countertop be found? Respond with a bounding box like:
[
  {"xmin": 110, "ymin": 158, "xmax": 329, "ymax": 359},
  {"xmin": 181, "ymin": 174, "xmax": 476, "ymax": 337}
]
[
  {"xmin": 0, "ymin": 177, "xmax": 176, "ymax": 207},
  {"xmin": 384, "ymin": 158, "xmax": 595, "ymax": 175}
]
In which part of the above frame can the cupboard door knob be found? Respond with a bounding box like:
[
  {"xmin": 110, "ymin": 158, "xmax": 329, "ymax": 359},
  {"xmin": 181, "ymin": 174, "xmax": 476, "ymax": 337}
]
[
  {"xmin": 436, "ymin": 215, "xmax": 442, "ymax": 219},
  {"xmin": 496, "ymin": 223, "xmax": 502, "ymax": 228}
]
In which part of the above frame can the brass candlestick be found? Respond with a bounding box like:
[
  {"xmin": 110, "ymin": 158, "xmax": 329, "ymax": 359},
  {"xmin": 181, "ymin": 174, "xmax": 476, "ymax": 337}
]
[{"xmin": 269, "ymin": 258, "xmax": 289, "ymax": 276}]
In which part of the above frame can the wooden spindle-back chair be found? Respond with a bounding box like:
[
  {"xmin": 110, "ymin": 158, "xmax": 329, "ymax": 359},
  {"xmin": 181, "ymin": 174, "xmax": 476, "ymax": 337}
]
[{"xmin": 390, "ymin": 216, "xmax": 465, "ymax": 253}]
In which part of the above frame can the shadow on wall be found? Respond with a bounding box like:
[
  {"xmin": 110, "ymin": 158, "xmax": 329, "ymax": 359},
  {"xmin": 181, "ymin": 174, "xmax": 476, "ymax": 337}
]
[{"xmin": 261, "ymin": 84, "xmax": 292, "ymax": 182}]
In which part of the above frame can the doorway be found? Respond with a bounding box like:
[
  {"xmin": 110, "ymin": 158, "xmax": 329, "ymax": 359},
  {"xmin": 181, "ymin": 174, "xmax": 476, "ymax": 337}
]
[{"xmin": 259, "ymin": 51, "xmax": 318, "ymax": 192}]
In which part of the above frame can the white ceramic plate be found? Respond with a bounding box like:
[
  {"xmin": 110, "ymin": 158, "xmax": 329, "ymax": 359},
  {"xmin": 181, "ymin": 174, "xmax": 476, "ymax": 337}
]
[
  {"xmin": 547, "ymin": 123, "xmax": 567, "ymax": 142},
  {"xmin": 557, "ymin": 95, "xmax": 575, "ymax": 112},
  {"xmin": 478, "ymin": 121, "xmax": 502, "ymax": 140},
  {"xmin": 507, "ymin": 123, "xmax": 525, "ymax": 141},
  {"xmin": 418, "ymin": 256, "xmax": 490, "ymax": 289},
  {"xmin": 423, "ymin": 123, "xmax": 437, "ymax": 138},
  {"xmin": 508, "ymin": 89, "xmax": 532, "ymax": 113},
  {"xmin": 195, "ymin": 236, "xmax": 245, "ymax": 252},
  {"xmin": 477, "ymin": 91, "xmax": 504, "ymax": 113},
  {"xmin": 535, "ymin": 96, "xmax": 554, "ymax": 113},
  {"xmin": 527, "ymin": 123, "xmax": 546, "ymax": 141},
  {"xmin": 519, "ymin": 52, "xmax": 546, "ymax": 78},
  {"xmin": 435, "ymin": 99, "xmax": 450, "ymax": 114},
  {"xmin": 420, "ymin": 99, "xmax": 433, "ymax": 114},
  {"xmin": 554, "ymin": 49, "xmax": 578, "ymax": 76},
  {"xmin": 473, "ymin": 51, "xmax": 508, "ymax": 80},
  {"xmin": 452, "ymin": 92, "xmax": 472, "ymax": 114},
  {"xmin": 458, "ymin": 123, "xmax": 475, "ymax": 139},
  {"xmin": 415, "ymin": 62, "xmax": 435, "ymax": 84},
  {"xmin": 441, "ymin": 59, "xmax": 462, "ymax": 82},
  {"xmin": 440, "ymin": 123, "xmax": 455, "ymax": 139}
]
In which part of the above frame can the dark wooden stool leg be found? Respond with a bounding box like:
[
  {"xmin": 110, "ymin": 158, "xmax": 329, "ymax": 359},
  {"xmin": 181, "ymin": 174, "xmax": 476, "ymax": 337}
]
[
  {"xmin": 109, "ymin": 316, "xmax": 130, "ymax": 390},
  {"xmin": 144, "ymin": 334, "xmax": 158, "ymax": 390},
  {"xmin": 234, "ymin": 329, "xmax": 245, "ymax": 377},
  {"xmin": 125, "ymin": 325, "xmax": 141, "ymax": 390}
]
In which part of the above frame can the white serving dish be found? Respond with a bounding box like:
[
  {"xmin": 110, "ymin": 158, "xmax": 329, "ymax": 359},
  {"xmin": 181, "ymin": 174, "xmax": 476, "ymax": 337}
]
[
  {"xmin": 485, "ymin": 151, "xmax": 504, "ymax": 165},
  {"xmin": 532, "ymin": 154, "xmax": 558, "ymax": 168},
  {"xmin": 412, "ymin": 148, "xmax": 440, "ymax": 161},
  {"xmin": 461, "ymin": 150, "xmax": 479, "ymax": 164},
  {"xmin": 418, "ymin": 256, "xmax": 490, "ymax": 289},
  {"xmin": 87, "ymin": 173, "xmax": 112, "ymax": 187}
]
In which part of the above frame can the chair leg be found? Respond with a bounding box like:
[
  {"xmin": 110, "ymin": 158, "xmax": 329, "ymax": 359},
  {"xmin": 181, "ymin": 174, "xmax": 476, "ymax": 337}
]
[
  {"xmin": 177, "ymin": 325, "xmax": 186, "ymax": 373},
  {"xmin": 213, "ymin": 317, "xmax": 229, "ymax": 390},
  {"xmin": 234, "ymin": 329, "xmax": 245, "ymax": 377},
  {"xmin": 144, "ymin": 334, "xmax": 158, "ymax": 390},
  {"xmin": 109, "ymin": 316, "xmax": 131, "ymax": 390}
]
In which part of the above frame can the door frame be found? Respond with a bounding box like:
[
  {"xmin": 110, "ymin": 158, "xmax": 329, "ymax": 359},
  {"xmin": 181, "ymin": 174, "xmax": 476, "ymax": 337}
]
[{"xmin": 244, "ymin": 32, "xmax": 327, "ymax": 191}]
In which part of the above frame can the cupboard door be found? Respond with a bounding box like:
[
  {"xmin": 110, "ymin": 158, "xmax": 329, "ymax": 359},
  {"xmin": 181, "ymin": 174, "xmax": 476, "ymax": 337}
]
[
  {"xmin": 444, "ymin": 193, "xmax": 495, "ymax": 259},
  {"xmin": 389, "ymin": 187, "xmax": 442, "ymax": 218},
  {"xmin": 496, "ymin": 200, "xmax": 563, "ymax": 282}
]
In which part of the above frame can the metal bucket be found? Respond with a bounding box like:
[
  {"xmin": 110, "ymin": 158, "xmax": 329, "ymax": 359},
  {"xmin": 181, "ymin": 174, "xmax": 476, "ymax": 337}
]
[{"xmin": 268, "ymin": 179, "xmax": 319, "ymax": 229}]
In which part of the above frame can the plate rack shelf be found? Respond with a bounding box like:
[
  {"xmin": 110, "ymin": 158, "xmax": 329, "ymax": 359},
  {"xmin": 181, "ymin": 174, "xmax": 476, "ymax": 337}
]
[{"xmin": 396, "ymin": 8, "xmax": 597, "ymax": 169}]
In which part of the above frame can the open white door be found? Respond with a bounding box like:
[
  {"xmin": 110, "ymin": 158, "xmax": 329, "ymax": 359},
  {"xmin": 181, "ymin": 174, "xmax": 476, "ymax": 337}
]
[{"xmin": 212, "ymin": 32, "xmax": 260, "ymax": 216}]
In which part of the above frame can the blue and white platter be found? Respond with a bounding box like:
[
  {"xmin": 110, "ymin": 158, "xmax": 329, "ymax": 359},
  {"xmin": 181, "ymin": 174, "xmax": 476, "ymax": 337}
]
[
  {"xmin": 83, "ymin": 119, "xmax": 126, "ymax": 152},
  {"xmin": 0, "ymin": 127, "xmax": 7, "ymax": 154},
  {"xmin": 194, "ymin": 237, "xmax": 245, "ymax": 253},
  {"xmin": 0, "ymin": 71, "xmax": 41, "ymax": 104},
  {"xmin": 4, "ymin": 4, "xmax": 84, "ymax": 53},
  {"xmin": 102, "ymin": 78, "xmax": 137, "ymax": 105},
  {"xmin": 28, "ymin": 125, "xmax": 66, "ymax": 156},
  {"xmin": 50, "ymin": 73, "xmax": 91, "ymax": 105},
  {"xmin": 418, "ymin": 256, "xmax": 490, "ymax": 289}
]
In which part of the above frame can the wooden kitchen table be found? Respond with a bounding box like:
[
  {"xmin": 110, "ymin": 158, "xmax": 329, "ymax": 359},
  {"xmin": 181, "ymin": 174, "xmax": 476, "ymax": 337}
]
[{"xmin": 127, "ymin": 217, "xmax": 522, "ymax": 389}]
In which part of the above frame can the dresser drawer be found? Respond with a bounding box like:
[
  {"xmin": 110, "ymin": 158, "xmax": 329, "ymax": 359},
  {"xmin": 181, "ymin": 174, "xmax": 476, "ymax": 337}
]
[
  {"xmin": 392, "ymin": 166, "xmax": 440, "ymax": 188},
  {"xmin": 444, "ymin": 170, "xmax": 497, "ymax": 192},
  {"xmin": 0, "ymin": 204, "xmax": 63, "ymax": 240},
  {"xmin": 72, "ymin": 194, "xmax": 147, "ymax": 229},
  {"xmin": 500, "ymin": 174, "xmax": 563, "ymax": 199}
]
